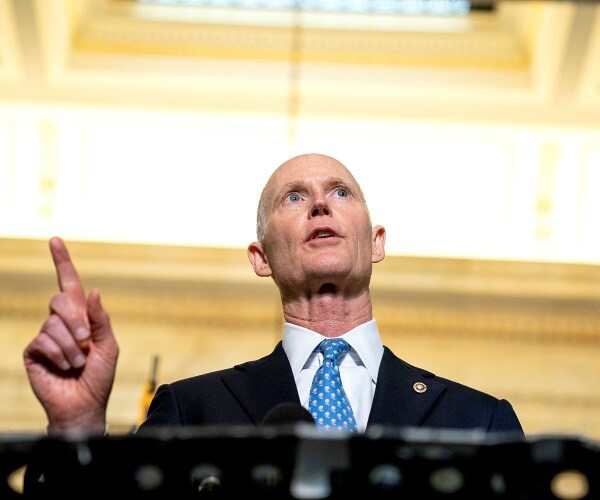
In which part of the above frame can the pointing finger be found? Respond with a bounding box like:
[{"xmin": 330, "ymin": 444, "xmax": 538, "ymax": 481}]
[{"xmin": 49, "ymin": 236, "xmax": 87, "ymax": 313}]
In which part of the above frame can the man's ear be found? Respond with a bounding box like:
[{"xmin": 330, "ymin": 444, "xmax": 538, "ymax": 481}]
[
  {"xmin": 247, "ymin": 241, "xmax": 273, "ymax": 277},
  {"xmin": 371, "ymin": 225, "xmax": 386, "ymax": 263}
]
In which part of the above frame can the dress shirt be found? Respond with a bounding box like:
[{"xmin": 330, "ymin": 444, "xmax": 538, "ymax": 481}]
[{"xmin": 281, "ymin": 319, "xmax": 384, "ymax": 433}]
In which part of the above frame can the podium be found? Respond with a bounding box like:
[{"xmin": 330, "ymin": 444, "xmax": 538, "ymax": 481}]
[{"xmin": 2, "ymin": 425, "xmax": 597, "ymax": 499}]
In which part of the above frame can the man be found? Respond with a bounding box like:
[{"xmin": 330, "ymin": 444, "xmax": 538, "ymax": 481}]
[{"xmin": 23, "ymin": 153, "xmax": 523, "ymax": 435}]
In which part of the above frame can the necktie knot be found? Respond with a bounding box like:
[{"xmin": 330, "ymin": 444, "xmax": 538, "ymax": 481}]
[{"xmin": 317, "ymin": 338, "xmax": 350, "ymax": 362}]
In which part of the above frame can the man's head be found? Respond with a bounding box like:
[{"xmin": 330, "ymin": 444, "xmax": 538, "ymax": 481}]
[{"xmin": 247, "ymin": 153, "xmax": 385, "ymax": 298}]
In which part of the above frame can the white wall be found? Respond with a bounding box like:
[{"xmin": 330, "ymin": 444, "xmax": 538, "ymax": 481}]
[{"xmin": 1, "ymin": 102, "xmax": 599, "ymax": 263}]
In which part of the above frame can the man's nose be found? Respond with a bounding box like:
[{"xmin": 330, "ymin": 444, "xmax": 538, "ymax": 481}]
[{"xmin": 310, "ymin": 193, "xmax": 330, "ymax": 217}]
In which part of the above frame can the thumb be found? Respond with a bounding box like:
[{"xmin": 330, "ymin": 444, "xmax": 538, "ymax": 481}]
[{"xmin": 87, "ymin": 288, "xmax": 115, "ymax": 344}]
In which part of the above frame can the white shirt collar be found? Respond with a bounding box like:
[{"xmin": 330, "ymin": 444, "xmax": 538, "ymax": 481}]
[{"xmin": 282, "ymin": 319, "xmax": 384, "ymax": 384}]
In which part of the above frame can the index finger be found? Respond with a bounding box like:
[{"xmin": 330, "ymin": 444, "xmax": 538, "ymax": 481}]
[{"xmin": 49, "ymin": 236, "xmax": 87, "ymax": 310}]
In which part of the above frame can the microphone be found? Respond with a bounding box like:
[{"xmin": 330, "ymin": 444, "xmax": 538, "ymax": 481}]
[
  {"xmin": 257, "ymin": 404, "xmax": 316, "ymax": 496},
  {"xmin": 188, "ymin": 405, "xmax": 313, "ymax": 497},
  {"xmin": 190, "ymin": 464, "xmax": 223, "ymax": 497},
  {"xmin": 260, "ymin": 403, "xmax": 315, "ymax": 429}
]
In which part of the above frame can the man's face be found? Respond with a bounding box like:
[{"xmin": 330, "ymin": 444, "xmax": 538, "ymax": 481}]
[{"xmin": 250, "ymin": 154, "xmax": 384, "ymax": 295}]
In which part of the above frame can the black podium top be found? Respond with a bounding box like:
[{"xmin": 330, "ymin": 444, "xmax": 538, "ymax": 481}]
[{"xmin": 2, "ymin": 425, "xmax": 597, "ymax": 499}]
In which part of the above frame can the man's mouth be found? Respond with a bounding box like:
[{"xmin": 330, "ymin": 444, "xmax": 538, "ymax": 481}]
[{"xmin": 309, "ymin": 229, "xmax": 338, "ymax": 240}]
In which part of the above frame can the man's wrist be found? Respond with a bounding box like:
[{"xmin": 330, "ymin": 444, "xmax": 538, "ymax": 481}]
[{"xmin": 46, "ymin": 422, "xmax": 109, "ymax": 436}]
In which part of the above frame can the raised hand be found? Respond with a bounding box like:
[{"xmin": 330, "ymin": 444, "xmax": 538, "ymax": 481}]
[{"xmin": 23, "ymin": 237, "xmax": 119, "ymax": 434}]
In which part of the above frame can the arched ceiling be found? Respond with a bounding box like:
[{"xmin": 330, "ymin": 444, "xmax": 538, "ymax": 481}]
[{"xmin": 1, "ymin": 0, "xmax": 599, "ymax": 126}]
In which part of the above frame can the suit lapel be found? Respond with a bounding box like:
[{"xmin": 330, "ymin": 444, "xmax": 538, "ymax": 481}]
[
  {"xmin": 221, "ymin": 342, "xmax": 301, "ymax": 425},
  {"xmin": 367, "ymin": 347, "xmax": 447, "ymax": 428}
]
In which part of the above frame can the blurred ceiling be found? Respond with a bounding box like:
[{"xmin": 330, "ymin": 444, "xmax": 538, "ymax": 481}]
[{"xmin": 1, "ymin": 0, "xmax": 599, "ymax": 127}]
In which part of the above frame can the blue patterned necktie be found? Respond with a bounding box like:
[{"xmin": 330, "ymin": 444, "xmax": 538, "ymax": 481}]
[{"xmin": 308, "ymin": 338, "xmax": 358, "ymax": 432}]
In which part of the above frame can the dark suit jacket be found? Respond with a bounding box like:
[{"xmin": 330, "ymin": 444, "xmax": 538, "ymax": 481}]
[{"xmin": 138, "ymin": 342, "xmax": 524, "ymax": 435}]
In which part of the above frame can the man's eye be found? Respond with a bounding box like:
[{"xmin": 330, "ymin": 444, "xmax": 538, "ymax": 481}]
[
  {"xmin": 335, "ymin": 188, "xmax": 348, "ymax": 197},
  {"xmin": 287, "ymin": 193, "xmax": 301, "ymax": 202}
]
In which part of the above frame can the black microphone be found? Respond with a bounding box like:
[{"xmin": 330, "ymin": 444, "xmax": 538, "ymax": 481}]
[
  {"xmin": 260, "ymin": 402, "xmax": 315, "ymax": 429},
  {"xmin": 245, "ymin": 404, "xmax": 313, "ymax": 495},
  {"xmin": 190, "ymin": 464, "xmax": 223, "ymax": 498}
]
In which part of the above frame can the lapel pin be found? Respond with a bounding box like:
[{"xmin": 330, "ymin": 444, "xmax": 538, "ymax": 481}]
[{"xmin": 413, "ymin": 382, "xmax": 427, "ymax": 393}]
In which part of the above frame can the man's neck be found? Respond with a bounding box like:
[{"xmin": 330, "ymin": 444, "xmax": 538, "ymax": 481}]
[{"xmin": 281, "ymin": 289, "xmax": 373, "ymax": 337}]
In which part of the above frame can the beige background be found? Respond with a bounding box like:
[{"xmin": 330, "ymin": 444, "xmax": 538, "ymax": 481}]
[{"xmin": 1, "ymin": 0, "xmax": 600, "ymax": 443}]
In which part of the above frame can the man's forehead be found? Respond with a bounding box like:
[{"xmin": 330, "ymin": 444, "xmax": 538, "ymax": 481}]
[
  {"xmin": 260, "ymin": 154, "xmax": 363, "ymax": 209},
  {"xmin": 270, "ymin": 157, "xmax": 356, "ymax": 187},
  {"xmin": 278, "ymin": 174, "xmax": 349, "ymax": 189}
]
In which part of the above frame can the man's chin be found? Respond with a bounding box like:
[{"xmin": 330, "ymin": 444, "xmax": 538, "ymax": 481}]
[{"xmin": 305, "ymin": 261, "xmax": 351, "ymax": 282}]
